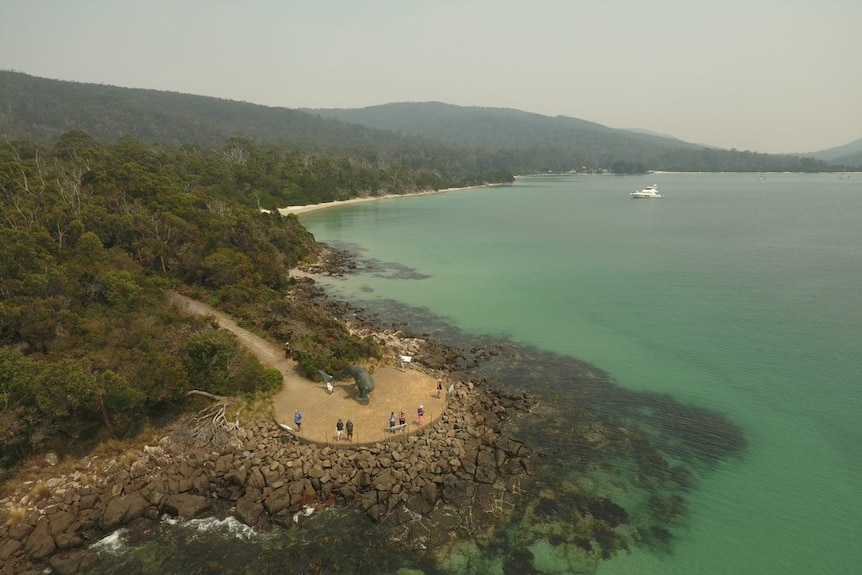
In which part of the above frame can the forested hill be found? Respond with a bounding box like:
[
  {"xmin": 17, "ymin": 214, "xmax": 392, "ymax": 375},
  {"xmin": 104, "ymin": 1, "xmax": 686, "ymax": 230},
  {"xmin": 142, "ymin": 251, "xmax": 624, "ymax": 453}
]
[
  {"xmin": 303, "ymin": 101, "xmax": 694, "ymax": 153},
  {"xmin": 807, "ymin": 138, "xmax": 862, "ymax": 169},
  {"xmin": 0, "ymin": 70, "xmax": 839, "ymax": 172},
  {"xmin": 0, "ymin": 134, "xmax": 413, "ymax": 472},
  {"xmin": 302, "ymin": 102, "xmax": 838, "ymax": 172},
  {"xmin": 0, "ymin": 70, "xmax": 414, "ymax": 151}
]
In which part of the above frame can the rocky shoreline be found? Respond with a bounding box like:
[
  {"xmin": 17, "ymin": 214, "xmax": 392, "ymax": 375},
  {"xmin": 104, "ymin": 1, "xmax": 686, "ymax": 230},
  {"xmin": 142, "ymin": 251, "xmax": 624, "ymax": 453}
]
[
  {"xmin": 0, "ymin": 380, "xmax": 535, "ymax": 575},
  {"xmin": 0, "ymin": 300, "xmax": 537, "ymax": 575},
  {"xmin": 0, "ymin": 242, "xmax": 748, "ymax": 574}
]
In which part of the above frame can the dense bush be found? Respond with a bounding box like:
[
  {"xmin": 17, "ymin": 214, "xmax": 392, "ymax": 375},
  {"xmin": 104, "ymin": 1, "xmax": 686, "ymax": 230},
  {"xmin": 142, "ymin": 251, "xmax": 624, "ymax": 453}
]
[{"xmin": 0, "ymin": 134, "xmax": 393, "ymax": 471}]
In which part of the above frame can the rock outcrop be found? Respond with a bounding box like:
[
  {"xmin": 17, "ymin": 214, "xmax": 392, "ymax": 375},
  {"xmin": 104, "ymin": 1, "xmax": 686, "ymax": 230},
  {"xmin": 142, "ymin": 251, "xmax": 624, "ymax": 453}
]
[{"xmin": 0, "ymin": 379, "xmax": 535, "ymax": 574}]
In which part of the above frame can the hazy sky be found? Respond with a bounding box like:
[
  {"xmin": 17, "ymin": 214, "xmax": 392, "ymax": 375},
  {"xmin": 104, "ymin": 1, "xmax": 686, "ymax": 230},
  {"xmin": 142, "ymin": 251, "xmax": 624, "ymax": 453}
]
[{"xmin": 2, "ymin": 0, "xmax": 859, "ymax": 153}]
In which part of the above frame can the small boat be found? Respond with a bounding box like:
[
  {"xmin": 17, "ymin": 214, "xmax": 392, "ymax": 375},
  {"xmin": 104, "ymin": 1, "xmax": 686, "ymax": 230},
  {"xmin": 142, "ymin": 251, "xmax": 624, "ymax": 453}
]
[{"xmin": 630, "ymin": 184, "xmax": 663, "ymax": 198}]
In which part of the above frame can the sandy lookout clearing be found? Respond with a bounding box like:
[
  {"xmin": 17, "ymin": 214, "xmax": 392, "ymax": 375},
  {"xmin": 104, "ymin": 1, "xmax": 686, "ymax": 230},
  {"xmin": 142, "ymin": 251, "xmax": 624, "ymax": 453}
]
[{"xmin": 170, "ymin": 293, "xmax": 446, "ymax": 444}]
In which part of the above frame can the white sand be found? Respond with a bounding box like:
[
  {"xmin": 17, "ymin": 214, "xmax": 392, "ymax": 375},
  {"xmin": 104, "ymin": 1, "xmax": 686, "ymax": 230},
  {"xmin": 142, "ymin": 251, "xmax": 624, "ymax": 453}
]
[{"xmin": 276, "ymin": 184, "xmax": 500, "ymax": 216}]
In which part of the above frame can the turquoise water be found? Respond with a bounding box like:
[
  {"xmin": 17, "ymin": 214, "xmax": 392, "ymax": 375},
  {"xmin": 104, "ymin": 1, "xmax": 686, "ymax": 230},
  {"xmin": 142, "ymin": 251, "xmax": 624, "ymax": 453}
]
[
  {"xmin": 92, "ymin": 173, "xmax": 861, "ymax": 574},
  {"xmin": 298, "ymin": 173, "xmax": 862, "ymax": 574}
]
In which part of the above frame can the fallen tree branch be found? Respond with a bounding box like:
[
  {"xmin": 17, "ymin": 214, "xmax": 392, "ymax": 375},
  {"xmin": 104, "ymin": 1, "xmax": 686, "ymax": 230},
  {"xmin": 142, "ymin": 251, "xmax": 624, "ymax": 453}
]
[
  {"xmin": 186, "ymin": 390, "xmax": 223, "ymax": 402},
  {"xmin": 186, "ymin": 390, "xmax": 241, "ymax": 447}
]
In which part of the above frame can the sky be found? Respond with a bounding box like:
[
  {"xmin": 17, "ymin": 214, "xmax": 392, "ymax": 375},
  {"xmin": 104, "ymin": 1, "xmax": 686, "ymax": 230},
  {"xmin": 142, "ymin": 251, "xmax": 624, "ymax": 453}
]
[{"xmin": 1, "ymin": 0, "xmax": 860, "ymax": 154}]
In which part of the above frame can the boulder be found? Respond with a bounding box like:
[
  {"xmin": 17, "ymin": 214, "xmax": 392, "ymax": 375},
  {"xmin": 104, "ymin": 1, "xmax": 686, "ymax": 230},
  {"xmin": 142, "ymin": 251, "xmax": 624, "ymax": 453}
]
[
  {"xmin": 475, "ymin": 464, "xmax": 498, "ymax": 484},
  {"xmin": 495, "ymin": 449, "xmax": 507, "ymax": 468},
  {"xmin": 100, "ymin": 494, "xmax": 149, "ymax": 532},
  {"xmin": 359, "ymin": 491, "xmax": 378, "ymax": 511},
  {"xmin": 224, "ymin": 468, "xmax": 248, "ymax": 486},
  {"xmin": 163, "ymin": 494, "xmax": 211, "ymax": 519},
  {"xmin": 383, "ymin": 506, "xmax": 413, "ymax": 527},
  {"xmin": 48, "ymin": 549, "xmax": 100, "ymax": 575},
  {"xmin": 247, "ymin": 467, "xmax": 266, "ymax": 490},
  {"xmin": 420, "ymin": 484, "xmax": 439, "ymax": 506},
  {"xmin": 260, "ymin": 465, "xmax": 281, "ymax": 486},
  {"xmin": 366, "ymin": 503, "xmax": 385, "ymax": 522},
  {"xmin": 48, "ymin": 510, "xmax": 79, "ymax": 542},
  {"xmin": 372, "ymin": 469, "xmax": 395, "ymax": 492},
  {"xmin": 0, "ymin": 537, "xmax": 23, "ymax": 563},
  {"xmin": 307, "ymin": 464, "xmax": 325, "ymax": 479},
  {"xmin": 235, "ymin": 490, "xmax": 265, "ymax": 526},
  {"xmin": 262, "ymin": 492, "xmax": 291, "ymax": 516},
  {"xmin": 405, "ymin": 493, "xmax": 433, "ymax": 515},
  {"xmin": 23, "ymin": 518, "xmax": 56, "ymax": 560},
  {"xmin": 7, "ymin": 520, "xmax": 35, "ymax": 540}
]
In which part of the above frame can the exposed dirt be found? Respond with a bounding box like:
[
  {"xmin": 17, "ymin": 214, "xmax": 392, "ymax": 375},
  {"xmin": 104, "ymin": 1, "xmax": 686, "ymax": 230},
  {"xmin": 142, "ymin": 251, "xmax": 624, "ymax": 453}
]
[{"xmin": 170, "ymin": 293, "xmax": 447, "ymax": 445}]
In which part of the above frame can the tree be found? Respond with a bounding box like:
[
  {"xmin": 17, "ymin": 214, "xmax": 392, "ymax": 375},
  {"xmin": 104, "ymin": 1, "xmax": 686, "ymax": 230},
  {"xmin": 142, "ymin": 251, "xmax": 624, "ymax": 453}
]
[{"xmin": 201, "ymin": 247, "xmax": 258, "ymax": 288}]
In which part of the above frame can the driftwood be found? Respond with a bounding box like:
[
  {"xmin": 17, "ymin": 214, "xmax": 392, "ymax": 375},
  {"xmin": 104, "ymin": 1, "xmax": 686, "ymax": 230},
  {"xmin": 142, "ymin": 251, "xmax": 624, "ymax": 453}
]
[
  {"xmin": 274, "ymin": 419, "xmax": 298, "ymax": 437},
  {"xmin": 186, "ymin": 390, "xmax": 241, "ymax": 447},
  {"xmin": 186, "ymin": 390, "xmax": 223, "ymax": 402}
]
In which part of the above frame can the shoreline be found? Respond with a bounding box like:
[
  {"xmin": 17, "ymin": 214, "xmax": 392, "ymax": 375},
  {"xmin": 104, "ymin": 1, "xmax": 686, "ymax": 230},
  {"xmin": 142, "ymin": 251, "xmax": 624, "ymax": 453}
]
[
  {"xmin": 276, "ymin": 183, "xmax": 500, "ymax": 216},
  {"xmin": 0, "ymin": 282, "xmax": 536, "ymax": 574}
]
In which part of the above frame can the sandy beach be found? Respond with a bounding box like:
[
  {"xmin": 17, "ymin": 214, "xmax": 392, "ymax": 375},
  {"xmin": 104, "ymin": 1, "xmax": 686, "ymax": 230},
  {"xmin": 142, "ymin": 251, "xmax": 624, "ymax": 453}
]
[{"xmin": 276, "ymin": 184, "xmax": 496, "ymax": 216}]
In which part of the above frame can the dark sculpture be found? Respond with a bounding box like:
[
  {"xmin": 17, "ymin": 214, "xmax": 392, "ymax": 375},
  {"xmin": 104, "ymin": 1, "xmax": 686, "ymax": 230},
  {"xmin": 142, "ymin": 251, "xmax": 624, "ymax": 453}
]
[{"xmin": 319, "ymin": 366, "xmax": 375, "ymax": 399}]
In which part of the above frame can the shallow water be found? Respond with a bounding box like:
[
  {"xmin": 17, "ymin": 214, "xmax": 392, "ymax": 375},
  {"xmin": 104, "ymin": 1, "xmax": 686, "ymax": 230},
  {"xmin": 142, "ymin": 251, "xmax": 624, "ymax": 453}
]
[
  {"xmin": 92, "ymin": 173, "xmax": 862, "ymax": 574},
  {"xmin": 298, "ymin": 173, "xmax": 862, "ymax": 574}
]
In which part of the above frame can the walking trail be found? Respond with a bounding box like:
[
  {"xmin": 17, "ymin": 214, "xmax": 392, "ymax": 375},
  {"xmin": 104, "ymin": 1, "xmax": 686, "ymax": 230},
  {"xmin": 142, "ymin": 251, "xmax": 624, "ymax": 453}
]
[{"xmin": 170, "ymin": 293, "xmax": 446, "ymax": 445}]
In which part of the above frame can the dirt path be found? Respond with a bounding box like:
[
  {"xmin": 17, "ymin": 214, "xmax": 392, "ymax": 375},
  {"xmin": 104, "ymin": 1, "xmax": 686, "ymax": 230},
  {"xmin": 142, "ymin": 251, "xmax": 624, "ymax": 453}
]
[{"xmin": 170, "ymin": 293, "xmax": 446, "ymax": 445}]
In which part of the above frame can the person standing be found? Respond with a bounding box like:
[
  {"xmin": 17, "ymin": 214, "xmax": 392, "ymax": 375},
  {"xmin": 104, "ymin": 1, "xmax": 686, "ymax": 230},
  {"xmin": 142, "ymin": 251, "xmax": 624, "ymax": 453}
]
[
  {"xmin": 346, "ymin": 419, "xmax": 354, "ymax": 442},
  {"xmin": 399, "ymin": 411, "xmax": 406, "ymax": 427},
  {"xmin": 294, "ymin": 410, "xmax": 303, "ymax": 432},
  {"xmin": 389, "ymin": 411, "xmax": 396, "ymax": 433},
  {"xmin": 436, "ymin": 379, "xmax": 443, "ymax": 398},
  {"xmin": 284, "ymin": 342, "xmax": 291, "ymax": 359},
  {"xmin": 417, "ymin": 404, "xmax": 424, "ymax": 426},
  {"xmin": 336, "ymin": 418, "xmax": 344, "ymax": 441}
]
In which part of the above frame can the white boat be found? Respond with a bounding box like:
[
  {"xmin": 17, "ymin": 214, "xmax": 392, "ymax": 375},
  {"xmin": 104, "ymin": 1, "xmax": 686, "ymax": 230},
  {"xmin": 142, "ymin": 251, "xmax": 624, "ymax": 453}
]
[{"xmin": 630, "ymin": 184, "xmax": 663, "ymax": 198}]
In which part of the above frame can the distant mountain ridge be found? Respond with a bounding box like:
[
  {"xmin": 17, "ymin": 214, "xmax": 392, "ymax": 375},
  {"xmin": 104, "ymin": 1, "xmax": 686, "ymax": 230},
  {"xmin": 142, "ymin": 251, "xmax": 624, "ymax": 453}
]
[
  {"xmin": 0, "ymin": 70, "xmax": 851, "ymax": 172},
  {"xmin": 806, "ymin": 138, "xmax": 862, "ymax": 169},
  {"xmin": 301, "ymin": 102, "xmax": 848, "ymax": 172},
  {"xmin": 302, "ymin": 101, "xmax": 697, "ymax": 153},
  {"xmin": 0, "ymin": 70, "xmax": 410, "ymax": 150},
  {"xmin": 622, "ymin": 128, "xmax": 686, "ymax": 141}
]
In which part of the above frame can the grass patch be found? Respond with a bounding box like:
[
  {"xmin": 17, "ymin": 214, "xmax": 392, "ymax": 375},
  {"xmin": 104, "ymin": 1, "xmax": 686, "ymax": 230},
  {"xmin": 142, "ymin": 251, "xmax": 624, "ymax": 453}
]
[
  {"xmin": 3, "ymin": 506, "xmax": 27, "ymax": 526},
  {"xmin": 28, "ymin": 480, "xmax": 52, "ymax": 502}
]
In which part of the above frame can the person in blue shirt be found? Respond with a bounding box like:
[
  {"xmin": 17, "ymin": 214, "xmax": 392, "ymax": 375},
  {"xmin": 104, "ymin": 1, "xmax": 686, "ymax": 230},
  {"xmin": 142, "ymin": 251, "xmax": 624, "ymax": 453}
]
[{"xmin": 294, "ymin": 410, "xmax": 303, "ymax": 432}]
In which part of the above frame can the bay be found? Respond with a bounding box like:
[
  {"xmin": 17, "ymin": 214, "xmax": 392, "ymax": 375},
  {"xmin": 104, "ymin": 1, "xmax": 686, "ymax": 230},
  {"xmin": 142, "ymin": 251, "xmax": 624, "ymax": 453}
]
[
  {"xmin": 297, "ymin": 173, "xmax": 862, "ymax": 574},
  {"xmin": 92, "ymin": 173, "xmax": 861, "ymax": 574}
]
